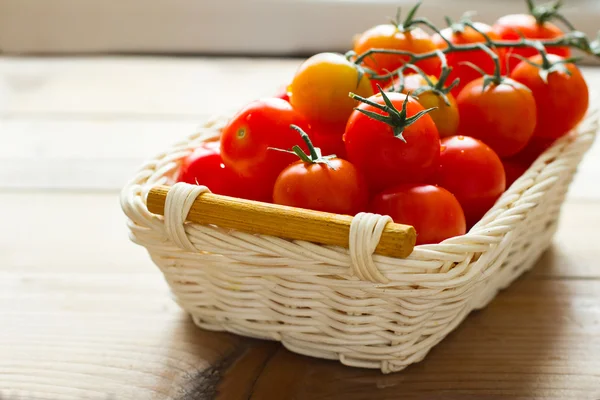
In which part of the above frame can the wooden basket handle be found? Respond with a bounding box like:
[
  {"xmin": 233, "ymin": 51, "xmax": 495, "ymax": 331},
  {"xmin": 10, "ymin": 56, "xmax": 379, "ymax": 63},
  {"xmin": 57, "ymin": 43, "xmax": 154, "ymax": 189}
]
[{"xmin": 146, "ymin": 185, "xmax": 416, "ymax": 258}]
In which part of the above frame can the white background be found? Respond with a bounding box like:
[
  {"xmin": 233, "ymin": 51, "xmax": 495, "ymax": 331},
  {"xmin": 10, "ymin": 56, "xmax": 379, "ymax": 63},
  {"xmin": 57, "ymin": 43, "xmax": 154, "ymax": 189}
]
[{"xmin": 1, "ymin": 0, "xmax": 599, "ymax": 61}]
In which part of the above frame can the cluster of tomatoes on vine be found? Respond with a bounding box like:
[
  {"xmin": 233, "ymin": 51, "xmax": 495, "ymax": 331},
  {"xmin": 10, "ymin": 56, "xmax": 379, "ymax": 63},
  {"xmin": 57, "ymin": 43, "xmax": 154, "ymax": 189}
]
[{"xmin": 178, "ymin": 0, "xmax": 595, "ymax": 245}]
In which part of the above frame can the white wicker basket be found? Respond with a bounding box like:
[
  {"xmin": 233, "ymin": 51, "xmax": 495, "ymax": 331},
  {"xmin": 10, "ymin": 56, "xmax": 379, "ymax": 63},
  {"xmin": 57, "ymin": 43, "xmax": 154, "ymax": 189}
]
[{"xmin": 121, "ymin": 109, "xmax": 598, "ymax": 373}]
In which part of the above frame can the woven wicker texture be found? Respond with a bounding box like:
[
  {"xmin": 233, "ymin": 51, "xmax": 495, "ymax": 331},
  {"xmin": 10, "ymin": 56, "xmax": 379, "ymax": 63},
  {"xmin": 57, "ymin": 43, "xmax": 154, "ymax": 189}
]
[{"xmin": 121, "ymin": 110, "xmax": 598, "ymax": 373}]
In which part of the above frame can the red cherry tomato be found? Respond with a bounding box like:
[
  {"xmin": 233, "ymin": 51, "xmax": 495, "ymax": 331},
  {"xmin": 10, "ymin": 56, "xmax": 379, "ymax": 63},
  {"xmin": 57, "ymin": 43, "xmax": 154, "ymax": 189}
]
[
  {"xmin": 432, "ymin": 22, "xmax": 506, "ymax": 95},
  {"xmin": 513, "ymin": 136, "xmax": 555, "ymax": 164},
  {"xmin": 510, "ymin": 54, "xmax": 589, "ymax": 140},
  {"xmin": 353, "ymin": 25, "xmax": 441, "ymax": 80},
  {"xmin": 220, "ymin": 98, "xmax": 309, "ymax": 202},
  {"xmin": 177, "ymin": 142, "xmax": 250, "ymax": 198},
  {"xmin": 493, "ymin": 14, "xmax": 571, "ymax": 72},
  {"xmin": 503, "ymin": 159, "xmax": 529, "ymax": 188},
  {"xmin": 370, "ymin": 184, "xmax": 466, "ymax": 245},
  {"xmin": 456, "ymin": 78, "xmax": 537, "ymax": 157},
  {"xmin": 310, "ymin": 122, "xmax": 347, "ymax": 160},
  {"xmin": 344, "ymin": 92, "xmax": 440, "ymax": 193},
  {"xmin": 274, "ymin": 157, "xmax": 368, "ymax": 215},
  {"xmin": 437, "ymin": 136, "xmax": 506, "ymax": 227},
  {"xmin": 502, "ymin": 136, "xmax": 555, "ymax": 187}
]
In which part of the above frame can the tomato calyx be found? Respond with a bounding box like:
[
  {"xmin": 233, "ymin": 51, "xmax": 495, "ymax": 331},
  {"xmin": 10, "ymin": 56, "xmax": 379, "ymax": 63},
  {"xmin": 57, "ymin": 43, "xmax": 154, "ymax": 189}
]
[
  {"xmin": 395, "ymin": 52, "xmax": 459, "ymax": 106},
  {"xmin": 390, "ymin": 1, "xmax": 423, "ymax": 33},
  {"xmin": 461, "ymin": 43, "xmax": 529, "ymax": 92},
  {"xmin": 270, "ymin": 125, "xmax": 337, "ymax": 169},
  {"xmin": 512, "ymin": 40, "xmax": 581, "ymax": 82},
  {"xmin": 444, "ymin": 12, "xmax": 478, "ymax": 35},
  {"xmin": 349, "ymin": 87, "xmax": 436, "ymax": 142},
  {"xmin": 527, "ymin": 0, "xmax": 575, "ymax": 30}
]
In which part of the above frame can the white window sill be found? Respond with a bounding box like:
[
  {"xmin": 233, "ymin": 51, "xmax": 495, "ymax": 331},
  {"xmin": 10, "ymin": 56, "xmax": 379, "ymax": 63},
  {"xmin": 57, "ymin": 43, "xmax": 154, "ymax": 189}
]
[{"xmin": 1, "ymin": 0, "xmax": 598, "ymax": 64}]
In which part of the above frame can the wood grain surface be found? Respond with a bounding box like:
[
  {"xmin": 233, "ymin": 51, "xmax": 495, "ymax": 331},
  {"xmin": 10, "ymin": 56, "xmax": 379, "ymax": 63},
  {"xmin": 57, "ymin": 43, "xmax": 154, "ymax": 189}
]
[{"xmin": 1, "ymin": 56, "xmax": 600, "ymax": 400}]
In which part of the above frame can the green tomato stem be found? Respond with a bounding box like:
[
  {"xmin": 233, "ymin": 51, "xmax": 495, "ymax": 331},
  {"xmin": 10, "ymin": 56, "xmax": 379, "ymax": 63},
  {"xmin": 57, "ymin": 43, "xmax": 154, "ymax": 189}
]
[
  {"xmin": 349, "ymin": 90, "xmax": 436, "ymax": 142},
  {"xmin": 290, "ymin": 124, "xmax": 319, "ymax": 161}
]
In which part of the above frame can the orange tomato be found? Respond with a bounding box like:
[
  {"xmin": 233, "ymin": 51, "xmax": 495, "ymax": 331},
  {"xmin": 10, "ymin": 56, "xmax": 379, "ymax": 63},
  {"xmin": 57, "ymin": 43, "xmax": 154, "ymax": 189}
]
[{"xmin": 353, "ymin": 25, "xmax": 441, "ymax": 80}]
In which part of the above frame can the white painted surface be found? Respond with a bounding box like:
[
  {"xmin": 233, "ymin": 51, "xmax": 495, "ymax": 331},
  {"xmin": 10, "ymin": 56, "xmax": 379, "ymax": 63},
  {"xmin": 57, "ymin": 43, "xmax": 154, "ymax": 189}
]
[{"xmin": 1, "ymin": 0, "xmax": 599, "ymax": 60}]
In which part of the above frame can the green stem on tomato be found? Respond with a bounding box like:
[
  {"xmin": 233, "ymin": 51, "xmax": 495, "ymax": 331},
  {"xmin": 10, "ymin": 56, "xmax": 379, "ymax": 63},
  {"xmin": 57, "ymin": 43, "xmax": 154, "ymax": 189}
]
[
  {"xmin": 395, "ymin": 1, "xmax": 423, "ymax": 32},
  {"xmin": 528, "ymin": 0, "xmax": 576, "ymax": 31},
  {"xmin": 278, "ymin": 125, "xmax": 337, "ymax": 169},
  {"xmin": 477, "ymin": 43, "xmax": 502, "ymax": 86},
  {"xmin": 511, "ymin": 45, "xmax": 581, "ymax": 83},
  {"xmin": 349, "ymin": 89, "xmax": 436, "ymax": 142},
  {"xmin": 395, "ymin": 53, "xmax": 456, "ymax": 106},
  {"xmin": 290, "ymin": 125, "xmax": 319, "ymax": 160}
]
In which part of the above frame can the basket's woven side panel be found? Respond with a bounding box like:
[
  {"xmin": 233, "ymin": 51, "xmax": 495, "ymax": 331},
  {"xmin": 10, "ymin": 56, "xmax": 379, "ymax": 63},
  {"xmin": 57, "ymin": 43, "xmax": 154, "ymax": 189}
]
[
  {"xmin": 121, "ymin": 110, "xmax": 597, "ymax": 374},
  {"xmin": 473, "ymin": 120, "xmax": 597, "ymax": 310}
]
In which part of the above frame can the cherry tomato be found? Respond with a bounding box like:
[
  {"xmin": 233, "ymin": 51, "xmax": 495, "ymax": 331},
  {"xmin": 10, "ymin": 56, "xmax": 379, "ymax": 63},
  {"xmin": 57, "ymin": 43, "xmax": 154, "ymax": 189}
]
[
  {"xmin": 512, "ymin": 136, "xmax": 555, "ymax": 165},
  {"xmin": 370, "ymin": 184, "xmax": 466, "ymax": 245},
  {"xmin": 456, "ymin": 78, "xmax": 537, "ymax": 157},
  {"xmin": 274, "ymin": 158, "xmax": 368, "ymax": 215},
  {"xmin": 177, "ymin": 142, "xmax": 252, "ymax": 198},
  {"xmin": 220, "ymin": 98, "xmax": 309, "ymax": 202},
  {"xmin": 510, "ymin": 54, "xmax": 589, "ymax": 140},
  {"xmin": 493, "ymin": 14, "xmax": 571, "ymax": 72},
  {"xmin": 398, "ymin": 74, "xmax": 459, "ymax": 137},
  {"xmin": 503, "ymin": 159, "xmax": 528, "ymax": 188},
  {"xmin": 437, "ymin": 136, "xmax": 506, "ymax": 227},
  {"xmin": 273, "ymin": 125, "xmax": 368, "ymax": 215},
  {"xmin": 344, "ymin": 92, "xmax": 440, "ymax": 193},
  {"xmin": 353, "ymin": 25, "xmax": 441, "ymax": 79},
  {"xmin": 432, "ymin": 23, "xmax": 506, "ymax": 94},
  {"xmin": 289, "ymin": 52, "xmax": 373, "ymax": 125},
  {"xmin": 502, "ymin": 137, "xmax": 555, "ymax": 187},
  {"xmin": 310, "ymin": 121, "xmax": 347, "ymax": 160}
]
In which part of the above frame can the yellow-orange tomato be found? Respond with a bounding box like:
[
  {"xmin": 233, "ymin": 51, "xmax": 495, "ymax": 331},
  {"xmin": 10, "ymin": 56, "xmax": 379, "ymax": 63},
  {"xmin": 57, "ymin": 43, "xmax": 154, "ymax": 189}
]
[
  {"xmin": 397, "ymin": 74, "xmax": 459, "ymax": 138},
  {"xmin": 289, "ymin": 52, "xmax": 373, "ymax": 125},
  {"xmin": 353, "ymin": 25, "xmax": 441, "ymax": 79}
]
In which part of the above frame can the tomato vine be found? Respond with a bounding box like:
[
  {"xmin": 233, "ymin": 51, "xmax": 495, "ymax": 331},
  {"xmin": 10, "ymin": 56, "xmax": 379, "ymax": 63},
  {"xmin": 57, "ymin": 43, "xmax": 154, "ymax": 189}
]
[{"xmin": 347, "ymin": 0, "xmax": 600, "ymax": 83}]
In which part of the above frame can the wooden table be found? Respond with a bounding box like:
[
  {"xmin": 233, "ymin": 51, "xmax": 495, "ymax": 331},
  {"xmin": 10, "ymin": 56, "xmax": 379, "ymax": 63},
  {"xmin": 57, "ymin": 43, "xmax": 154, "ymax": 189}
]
[{"xmin": 1, "ymin": 56, "xmax": 600, "ymax": 399}]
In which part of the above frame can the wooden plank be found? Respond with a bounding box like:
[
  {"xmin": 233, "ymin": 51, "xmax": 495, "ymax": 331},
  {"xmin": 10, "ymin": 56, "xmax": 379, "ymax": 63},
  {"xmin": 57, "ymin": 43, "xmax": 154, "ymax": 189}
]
[
  {"xmin": 0, "ymin": 56, "xmax": 300, "ymax": 117},
  {"xmin": 0, "ymin": 119, "xmax": 199, "ymax": 189},
  {"xmin": 0, "ymin": 310, "xmax": 277, "ymax": 399},
  {"xmin": 0, "ymin": 190, "xmax": 281, "ymax": 399}
]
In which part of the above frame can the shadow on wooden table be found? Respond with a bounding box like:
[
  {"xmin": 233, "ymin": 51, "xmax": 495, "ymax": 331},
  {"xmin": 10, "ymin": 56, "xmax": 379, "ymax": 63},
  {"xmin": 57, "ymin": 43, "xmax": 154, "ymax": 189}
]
[{"xmin": 168, "ymin": 247, "xmax": 577, "ymax": 400}]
